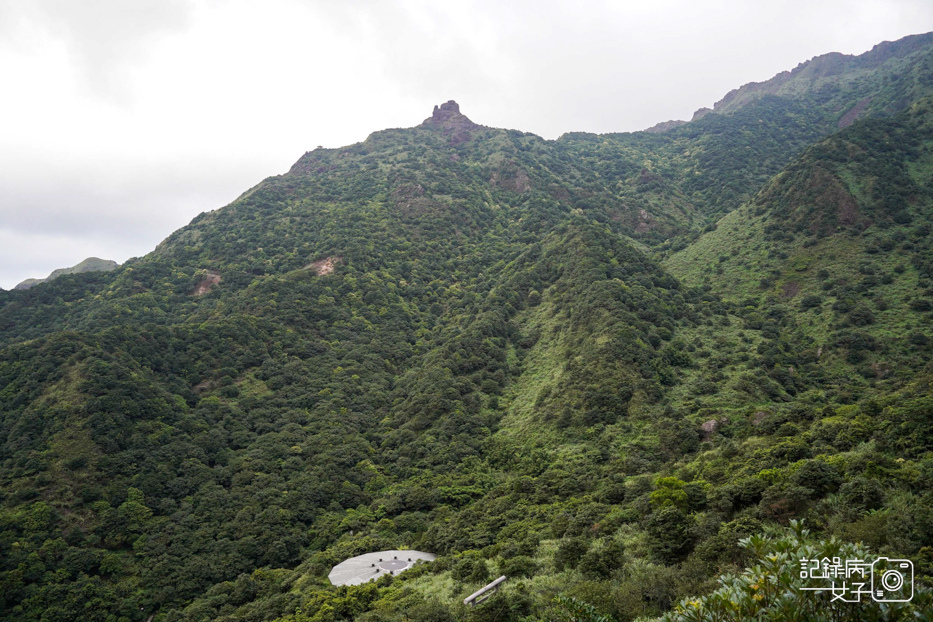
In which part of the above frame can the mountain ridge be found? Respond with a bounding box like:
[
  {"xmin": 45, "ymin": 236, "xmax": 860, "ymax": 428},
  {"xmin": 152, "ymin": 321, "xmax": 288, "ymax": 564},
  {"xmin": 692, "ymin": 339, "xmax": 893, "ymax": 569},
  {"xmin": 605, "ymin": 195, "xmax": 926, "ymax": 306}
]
[
  {"xmin": 708, "ymin": 31, "xmax": 933, "ymax": 117},
  {"xmin": 639, "ymin": 32, "xmax": 933, "ymax": 133},
  {"xmin": 15, "ymin": 30, "xmax": 933, "ymax": 296},
  {"xmin": 13, "ymin": 257, "xmax": 119, "ymax": 291},
  {"xmin": 1, "ymin": 32, "xmax": 932, "ymax": 622}
]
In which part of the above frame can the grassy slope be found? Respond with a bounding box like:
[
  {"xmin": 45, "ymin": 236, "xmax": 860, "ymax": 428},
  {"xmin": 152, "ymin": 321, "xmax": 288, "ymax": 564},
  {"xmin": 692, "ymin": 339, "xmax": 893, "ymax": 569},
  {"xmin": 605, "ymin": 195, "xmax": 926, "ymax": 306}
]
[{"xmin": 666, "ymin": 100, "xmax": 933, "ymax": 390}]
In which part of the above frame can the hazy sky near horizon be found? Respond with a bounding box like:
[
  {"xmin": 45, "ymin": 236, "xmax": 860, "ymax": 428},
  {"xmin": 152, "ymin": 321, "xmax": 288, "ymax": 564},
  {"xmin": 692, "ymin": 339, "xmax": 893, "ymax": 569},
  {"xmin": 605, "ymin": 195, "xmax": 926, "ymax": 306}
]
[{"xmin": 1, "ymin": 0, "xmax": 932, "ymax": 289}]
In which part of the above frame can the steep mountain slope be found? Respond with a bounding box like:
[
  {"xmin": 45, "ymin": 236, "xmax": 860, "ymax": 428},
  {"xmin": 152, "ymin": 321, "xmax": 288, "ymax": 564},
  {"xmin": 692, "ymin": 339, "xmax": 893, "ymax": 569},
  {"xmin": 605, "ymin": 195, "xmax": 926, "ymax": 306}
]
[
  {"xmin": 665, "ymin": 97, "xmax": 933, "ymax": 389},
  {"xmin": 1, "ymin": 35, "xmax": 933, "ymax": 622}
]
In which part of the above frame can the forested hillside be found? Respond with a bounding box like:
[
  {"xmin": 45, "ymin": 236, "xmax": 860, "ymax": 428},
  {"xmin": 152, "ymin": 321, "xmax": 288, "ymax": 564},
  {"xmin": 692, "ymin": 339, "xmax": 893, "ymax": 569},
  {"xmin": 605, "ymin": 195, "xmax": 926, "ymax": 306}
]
[{"xmin": 1, "ymin": 34, "xmax": 933, "ymax": 622}]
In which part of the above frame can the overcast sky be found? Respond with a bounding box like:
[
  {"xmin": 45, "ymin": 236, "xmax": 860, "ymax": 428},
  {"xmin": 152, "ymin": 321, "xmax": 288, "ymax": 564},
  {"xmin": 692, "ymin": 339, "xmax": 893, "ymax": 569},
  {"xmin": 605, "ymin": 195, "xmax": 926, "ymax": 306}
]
[{"xmin": 1, "ymin": 0, "xmax": 932, "ymax": 289}]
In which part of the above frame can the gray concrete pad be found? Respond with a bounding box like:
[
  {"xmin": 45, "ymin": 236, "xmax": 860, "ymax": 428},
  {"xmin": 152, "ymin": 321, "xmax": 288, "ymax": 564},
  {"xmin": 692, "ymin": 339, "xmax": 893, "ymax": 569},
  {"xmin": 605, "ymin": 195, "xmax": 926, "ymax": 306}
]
[{"xmin": 328, "ymin": 550, "xmax": 436, "ymax": 586}]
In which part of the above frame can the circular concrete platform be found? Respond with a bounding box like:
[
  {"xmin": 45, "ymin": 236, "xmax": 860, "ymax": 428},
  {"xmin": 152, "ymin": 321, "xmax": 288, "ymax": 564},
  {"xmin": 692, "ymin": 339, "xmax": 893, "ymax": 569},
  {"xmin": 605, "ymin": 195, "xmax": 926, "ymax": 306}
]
[{"xmin": 328, "ymin": 550, "xmax": 436, "ymax": 586}]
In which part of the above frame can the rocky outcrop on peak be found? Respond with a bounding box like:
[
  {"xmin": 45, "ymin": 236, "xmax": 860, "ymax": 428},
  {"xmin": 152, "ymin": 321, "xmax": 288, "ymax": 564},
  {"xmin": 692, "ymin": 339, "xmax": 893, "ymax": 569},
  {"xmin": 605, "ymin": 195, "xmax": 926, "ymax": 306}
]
[
  {"xmin": 426, "ymin": 100, "xmax": 465, "ymax": 123},
  {"xmin": 422, "ymin": 100, "xmax": 481, "ymax": 144}
]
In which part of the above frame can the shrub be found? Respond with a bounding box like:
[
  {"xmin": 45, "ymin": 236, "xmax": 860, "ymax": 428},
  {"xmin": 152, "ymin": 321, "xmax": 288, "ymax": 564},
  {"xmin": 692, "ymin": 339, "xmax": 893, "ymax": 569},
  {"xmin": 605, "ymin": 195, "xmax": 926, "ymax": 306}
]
[
  {"xmin": 645, "ymin": 506, "xmax": 695, "ymax": 564},
  {"xmin": 837, "ymin": 477, "xmax": 884, "ymax": 518},
  {"xmin": 800, "ymin": 295, "xmax": 822, "ymax": 310},
  {"xmin": 498, "ymin": 555, "xmax": 537, "ymax": 578},
  {"xmin": 759, "ymin": 484, "xmax": 813, "ymax": 520},
  {"xmin": 554, "ymin": 537, "xmax": 589, "ymax": 571},
  {"xmin": 789, "ymin": 460, "xmax": 841, "ymax": 496},
  {"xmin": 578, "ymin": 538, "xmax": 625, "ymax": 579},
  {"xmin": 847, "ymin": 306, "xmax": 875, "ymax": 326},
  {"xmin": 451, "ymin": 556, "xmax": 490, "ymax": 583}
]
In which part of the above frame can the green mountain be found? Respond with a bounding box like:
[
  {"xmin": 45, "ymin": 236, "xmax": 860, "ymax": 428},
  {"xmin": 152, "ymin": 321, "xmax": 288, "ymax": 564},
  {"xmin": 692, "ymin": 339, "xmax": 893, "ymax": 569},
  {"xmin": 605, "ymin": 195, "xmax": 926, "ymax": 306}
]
[
  {"xmin": 560, "ymin": 31, "xmax": 933, "ymax": 233},
  {"xmin": 13, "ymin": 257, "xmax": 119, "ymax": 291},
  {"xmin": 665, "ymin": 97, "xmax": 933, "ymax": 394},
  {"xmin": 707, "ymin": 32, "xmax": 933, "ymax": 119},
  {"xmin": 1, "ymin": 35, "xmax": 933, "ymax": 622}
]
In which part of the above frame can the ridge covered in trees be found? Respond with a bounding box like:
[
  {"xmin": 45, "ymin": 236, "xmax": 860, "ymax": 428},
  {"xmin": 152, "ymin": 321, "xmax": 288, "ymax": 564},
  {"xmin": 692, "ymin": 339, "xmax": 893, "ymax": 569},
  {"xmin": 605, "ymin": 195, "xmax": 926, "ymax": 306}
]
[{"xmin": 1, "ymin": 32, "xmax": 933, "ymax": 622}]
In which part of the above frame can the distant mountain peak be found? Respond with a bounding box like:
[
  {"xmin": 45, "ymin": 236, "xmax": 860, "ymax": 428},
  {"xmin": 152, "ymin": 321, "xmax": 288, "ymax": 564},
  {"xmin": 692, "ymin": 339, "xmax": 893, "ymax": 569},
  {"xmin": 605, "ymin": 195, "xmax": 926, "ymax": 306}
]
[
  {"xmin": 14, "ymin": 256, "xmax": 118, "ymax": 290},
  {"xmin": 705, "ymin": 31, "xmax": 933, "ymax": 117},
  {"xmin": 422, "ymin": 100, "xmax": 480, "ymax": 143}
]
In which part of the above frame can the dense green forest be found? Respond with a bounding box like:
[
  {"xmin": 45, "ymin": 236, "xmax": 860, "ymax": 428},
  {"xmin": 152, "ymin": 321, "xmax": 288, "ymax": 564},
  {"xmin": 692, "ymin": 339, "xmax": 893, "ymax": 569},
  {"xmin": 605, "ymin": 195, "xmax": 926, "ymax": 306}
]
[{"xmin": 1, "ymin": 32, "xmax": 933, "ymax": 622}]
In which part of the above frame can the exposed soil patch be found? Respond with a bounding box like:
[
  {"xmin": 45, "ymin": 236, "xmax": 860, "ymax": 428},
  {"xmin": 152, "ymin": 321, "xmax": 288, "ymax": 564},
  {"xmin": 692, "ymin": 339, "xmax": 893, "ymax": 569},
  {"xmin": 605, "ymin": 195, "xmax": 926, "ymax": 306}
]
[
  {"xmin": 193, "ymin": 271, "xmax": 221, "ymax": 296},
  {"xmin": 781, "ymin": 281, "xmax": 801, "ymax": 299},
  {"xmin": 288, "ymin": 149, "xmax": 338, "ymax": 176},
  {"xmin": 549, "ymin": 185, "xmax": 571, "ymax": 203},
  {"xmin": 804, "ymin": 168, "xmax": 860, "ymax": 230},
  {"xmin": 392, "ymin": 184, "xmax": 446, "ymax": 216},
  {"xmin": 635, "ymin": 169, "xmax": 663, "ymax": 187},
  {"xmin": 783, "ymin": 168, "xmax": 861, "ymax": 234},
  {"xmin": 490, "ymin": 162, "xmax": 531, "ymax": 193},
  {"xmin": 193, "ymin": 379, "xmax": 217, "ymax": 394},
  {"xmin": 635, "ymin": 209, "xmax": 654, "ymax": 233},
  {"xmin": 835, "ymin": 190, "xmax": 859, "ymax": 227},
  {"xmin": 306, "ymin": 256, "xmax": 342, "ymax": 275},
  {"xmin": 404, "ymin": 198, "xmax": 447, "ymax": 217},
  {"xmin": 393, "ymin": 183, "xmax": 425, "ymax": 203},
  {"xmin": 838, "ymin": 97, "xmax": 872, "ymax": 129},
  {"xmin": 870, "ymin": 361, "xmax": 890, "ymax": 379}
]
